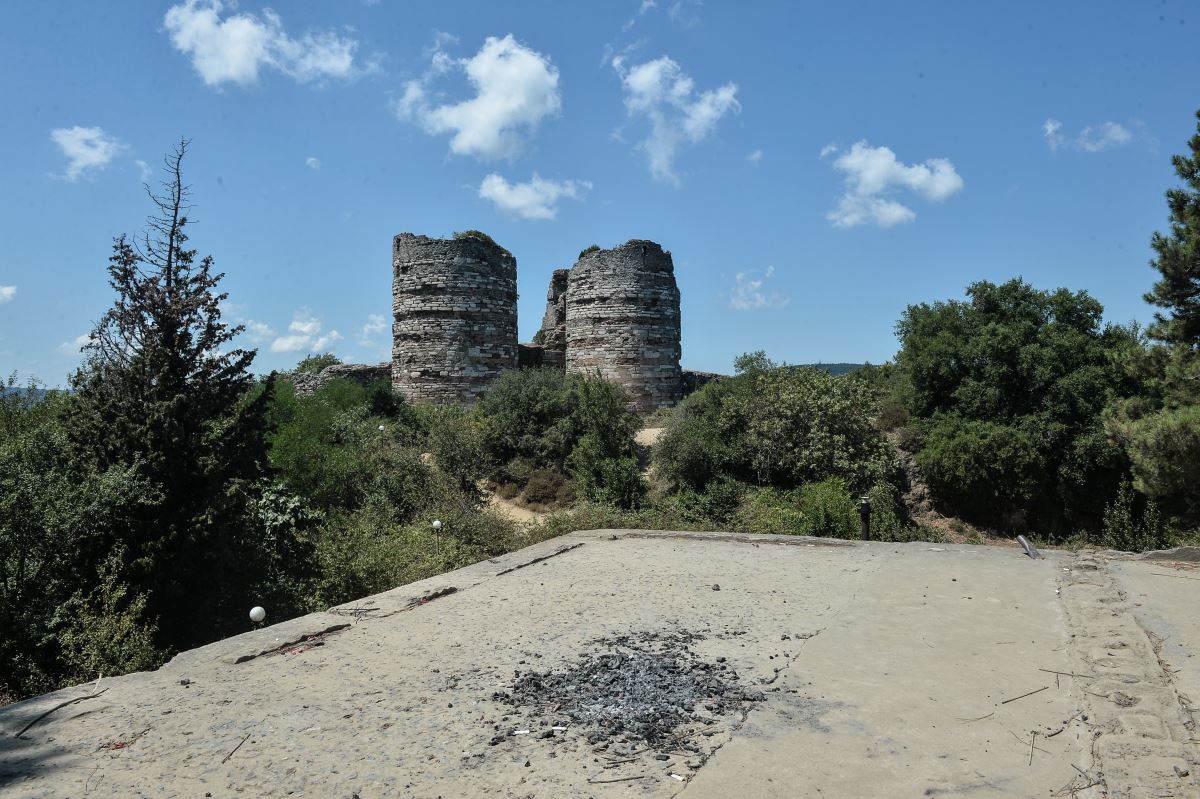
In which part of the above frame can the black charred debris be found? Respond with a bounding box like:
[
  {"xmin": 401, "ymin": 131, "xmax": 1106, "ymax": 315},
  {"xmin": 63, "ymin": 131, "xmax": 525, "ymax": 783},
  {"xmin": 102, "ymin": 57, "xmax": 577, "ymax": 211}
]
[{"xmin": 492, "ymin": 631, "xmax": 764, "ymax": 746}]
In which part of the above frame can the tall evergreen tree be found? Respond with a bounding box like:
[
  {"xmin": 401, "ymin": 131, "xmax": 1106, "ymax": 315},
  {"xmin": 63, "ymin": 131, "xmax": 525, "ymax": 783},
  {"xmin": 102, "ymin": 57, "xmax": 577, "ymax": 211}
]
[
  {"xmin": 1145, "ymin": 108, "xmax": 1200, "ymax": 347},
  {"xmin": 68, "ymin": 140, "xmax": 277, "ymax": 650}
]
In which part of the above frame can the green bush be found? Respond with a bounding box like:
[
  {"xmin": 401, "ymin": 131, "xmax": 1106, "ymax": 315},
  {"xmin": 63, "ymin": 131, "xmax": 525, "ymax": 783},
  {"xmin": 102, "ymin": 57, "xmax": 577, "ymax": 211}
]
[
  {"xmin": 895, "ymin": 278, "xmax": 1142, "ymax": 535},
  {"xmin": 475, "ymin": 368, "xmax": 644, "ymax": 508},
  {"xmin": 579, "ymin": 244, "xmax": 601, "ymax": 259},
  {"xmin": 294, "ymin": 353, "xmax": 341, "ymax": 374},
  {"xmin": 55, "ymin": 547, "xmax": 164, "ymax": 682},
  {"xmin": 916, "ymin": 417, "xmax": 1043, "ymax": 528},
  {"xmin": 1101, "ymin": 482, "xmax": 1172, "ymax": 553},
  {"xmin": 453, "ymin": 229, "xmax": 509, "ymax": 254},
  {"xmin": 797, "ymin": 478, "xmax": 859, "ymax": 538},
  {"xmin": 732, "ymin": 487, "xmax": 808, "ymax": 535},
  {"xmin": 655, "ymin": 360, "xmax": 894, "ymax": 493},
  {"xmin": 524, "ymin": 469, "xmax": 568, "ymax": 507}
]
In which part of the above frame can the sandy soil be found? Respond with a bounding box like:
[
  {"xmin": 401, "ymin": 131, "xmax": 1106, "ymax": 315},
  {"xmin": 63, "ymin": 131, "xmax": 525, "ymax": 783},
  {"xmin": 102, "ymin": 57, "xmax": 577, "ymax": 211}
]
[
  {"xmin": 2, "ymin": 533, "xmax": 1197, "ymax": 798},
  {"xmin": 635, "ymin": 426, "xmax": 665, "ymax": 448}
]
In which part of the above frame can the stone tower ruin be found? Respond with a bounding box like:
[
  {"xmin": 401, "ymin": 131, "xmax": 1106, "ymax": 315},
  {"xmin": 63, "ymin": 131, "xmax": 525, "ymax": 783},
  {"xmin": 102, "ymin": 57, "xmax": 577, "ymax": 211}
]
[
  {"xmin": 391, "ymin": 232, "xmax": 518, "ymax": 404},
  {"xmin": 564, "ymin": 240, "xmax": 683, "ymax": 411}
]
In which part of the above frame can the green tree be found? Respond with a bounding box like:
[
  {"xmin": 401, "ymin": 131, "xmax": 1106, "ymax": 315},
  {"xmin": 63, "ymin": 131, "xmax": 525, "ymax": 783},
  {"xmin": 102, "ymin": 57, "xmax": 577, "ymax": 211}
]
[
  {"xmin": 65, "ymin": 141, "xmax": 281, "ymax": 650},
  {"xmin": 895, "ymin": 279, "xmax": 1138, "ymax": 532},
  {"xmin": 1105, "ymin": 111, "xmax": 1200, "ymax": 529},
  {"xmin": 1145, "ymin": 109, "xmax": 1200, "ymax": 346},
  {"xmin": 656, "ymin": 358, "xmax": 894, "ymax": 494}
]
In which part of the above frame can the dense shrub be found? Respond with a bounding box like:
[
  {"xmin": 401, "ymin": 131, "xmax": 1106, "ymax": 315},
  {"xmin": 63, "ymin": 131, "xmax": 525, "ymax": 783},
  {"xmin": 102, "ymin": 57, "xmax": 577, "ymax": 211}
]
[
  {"xmin": 1101, "ymin": 482, "xmax": 1171, "ymax": 553},
  {"xmin": 896, "ymin": 279, "xmax": 1141, "ymax": 534},
  {"xmin": 656, "ymin": 361, "xmax": 894, "ymax": 493},
  {"xmin": 475, "ymin": 368, "xmax": 644, "ymax": 508},
  {"xmin": 294, "ymin": 353, "xmax": 341, "ymax": 373}
]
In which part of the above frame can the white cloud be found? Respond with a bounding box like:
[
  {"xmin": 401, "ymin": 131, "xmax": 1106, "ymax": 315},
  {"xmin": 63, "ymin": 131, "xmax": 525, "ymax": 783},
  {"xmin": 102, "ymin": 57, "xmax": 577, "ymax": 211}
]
[
  {"xmin": 0, "ymin": 286, "xmax": 15, "ymax": 304},
  {"xmin": 819, "ymin": 143, "xmax": 838, "ymax": 158},
  {"xmin": 824, "ymin": 141, "xmax": 963, "ymax": 228},
  {"xmin": 1077, "ymin": 121, "xmax": 1132, "ymax": 152},
  {"xmin": 245, "ymin": 320, "xmax": 276, "ymax": 343},
  {"xmin": 395, "ymin": 34, "xmax": 561, "ymax": 160},
  {"xmin": 163, "ymin": 0, "xmax": 361, "ymax": 88},
  {"xmin": 270, "ymin": 310, "xmax": 341, "ymax": 353},
  {"xmin": 135, "ymin": 159, "xmax": 154, "ymax": 182},
  {"xmin": 358, "ymin": 313, "xmax": 388, "ymax": 347},
  {"xmin": 746, "ymin": 149, "xmax": 763, "ymax": 165},
  {"xmin": 729, "ymin": 266, "xmax": 789, "ymax": 311},
  {"xmin": 1043, "ymin": 118, "xmax": 1134, "ymax": 153},
  {"xmin": 305, "ymin": 156, "xmax": 321, "ymax": 170},
  {"xmin": 58, "ymin": 333, "xmax": 93, "ymax": 355},
  {"xmin": 612, "ymin": 55, "xmax": 738, "ymax": 184},
  {"xmin": 50, "ymin": 126, "xmax": 123, "ymax": 181},
  {"xmin": 478, "ymin": 173, "xmax": 591, "ymax": 220},
  {"xmin": 667, "ymin": 0, "xmax": 702, "ymax": 28},
  {"xmin": 1042, "ymin": 118, "xmax": 1064, "ymax": 151}
]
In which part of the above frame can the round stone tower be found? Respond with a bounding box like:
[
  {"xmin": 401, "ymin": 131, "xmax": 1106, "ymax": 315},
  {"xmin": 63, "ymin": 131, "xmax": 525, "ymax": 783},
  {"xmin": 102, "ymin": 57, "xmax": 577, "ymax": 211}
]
[
  {"xmin": 391, "ymin": 232, "xmax": 518, "ymax": 404},
  {"xmin": 565, "ymin": 240, "xmax": 682, "ymax": 411}
]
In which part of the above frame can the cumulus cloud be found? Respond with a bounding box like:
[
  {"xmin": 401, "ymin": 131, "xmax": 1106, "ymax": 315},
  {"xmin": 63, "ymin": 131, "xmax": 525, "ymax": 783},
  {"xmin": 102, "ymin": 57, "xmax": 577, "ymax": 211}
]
[
  {"xmin": 0, "ymin": 286, "xmax": 15, "ymax": 304},
  {"xmin": 729, "ymin": 267, "xmax": 789, "ymax": 311},
  {"xmin": 1042, "ymin": 118, "xmax": 1064, "ymax": 151},
  {"xmin": 612, "ymin": 55, "xmax": 739, "ymax": 184},
  {"xmin": 358, "ymin": 313, "xmax": 388, "ymax": 347},
  {"xmin": 50, "ymin": 126, "xmax": 123, "ymax": 181},
  {"xmin": 1077, "ymin": 121, "xmax": 1132, "ymax": 152},
  {"xmin": 823, "ymin": 141, "xmax": 963, "ymax": 228},
  {"xmin": 746, "ymin": 149, "xmax": 763, "ymax": 165},
  {"xmin": 163, "ymin": 0, "xmax": 361, "ymax": 88},
  {"xmin": 1043, "ymin": 118, "xmax": 1134, "ymax": 153},
  {"xmin": 395, "ymin": 34, "xmax": 561, "ymax": 160},
  {"xmin": 58, "ymin": 333, "xmax": 93, "ymax": 355},
  {"xmin": 478, "ymin": 173, "xmax": 591, "ymax": 220},
  {"xmin": 244, "ymin": 320, "xmax": 276, "ymax": 343},
  {"xmin": 305, "ymin": 156, "xmax": 321, "ymax": 170},
  {"xmin": 270, "ymin": 310, "xmax": 341, "ymax": 353}
]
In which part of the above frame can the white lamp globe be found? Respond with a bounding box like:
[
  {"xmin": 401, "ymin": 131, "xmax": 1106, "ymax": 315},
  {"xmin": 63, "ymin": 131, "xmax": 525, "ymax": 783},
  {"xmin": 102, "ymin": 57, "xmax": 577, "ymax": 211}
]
[
  {"xmin": 249, "ymin": 606, "xmax": 266, "ymax": 623},
  {"xmin": 432, "ymin": 519, "xmax": 443, "ymax": 530}
]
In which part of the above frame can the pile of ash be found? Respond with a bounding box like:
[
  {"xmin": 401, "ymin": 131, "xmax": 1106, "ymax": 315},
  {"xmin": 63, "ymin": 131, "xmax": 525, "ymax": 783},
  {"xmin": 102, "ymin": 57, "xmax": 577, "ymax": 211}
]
[{"xmin": 493, "ymin": 631, "xmax": 764, "ymax": 745}]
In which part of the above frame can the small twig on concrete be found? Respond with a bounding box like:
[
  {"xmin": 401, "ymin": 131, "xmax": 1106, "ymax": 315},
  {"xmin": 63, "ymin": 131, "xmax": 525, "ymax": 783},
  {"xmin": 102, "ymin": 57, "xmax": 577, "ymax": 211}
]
[
  {"xmin": 15, "ymin": 688, "xmax": 110, "ymax": 738},
  {"xmin": 1045, "ymin": 726, "xmax": 1065, "ymax": 738},
  {"xmin": 221, "ymin": 732, "xmax": 251, "ymax": 764},
  {"xmin": 1008, "ymin": 730, "xmax": 1051, "ymax": 756},
  {"xmin": 1038, "ymin": 668, "xmax": 1097, "ymax": 679},
  {"xmin": 588, "ymin": 774, "xmax": 645, "ymax": 784},
  {"xmin": 1001, "ymin": 686, "xmax": 1049, "ymax": 705},
  {"xmin": 956, "ymin": 712, "xmax": 995, "ymax": 723},
  {"xmin": 1029, "ymin": 731, "xmax": 1037, "ymax": 765},
  {"xmin": 1149, "ymin": 571, "xmax": 1200, "ymax": 581}
]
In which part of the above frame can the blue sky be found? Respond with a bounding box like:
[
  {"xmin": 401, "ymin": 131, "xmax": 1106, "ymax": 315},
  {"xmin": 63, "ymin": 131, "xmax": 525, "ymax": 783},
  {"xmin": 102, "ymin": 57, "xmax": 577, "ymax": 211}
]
[{"xmin": 0, "ymin": 0, "xmax": 1196, "ymax": 385}]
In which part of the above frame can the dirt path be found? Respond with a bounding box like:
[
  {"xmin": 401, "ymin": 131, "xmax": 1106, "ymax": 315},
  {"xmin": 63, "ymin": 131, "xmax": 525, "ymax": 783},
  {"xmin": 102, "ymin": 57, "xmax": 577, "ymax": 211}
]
[
  {"xmin": 480, "ymin": 484, "xmax": 545, "ymax": 525},
  {"xmin": 636, "ymin": 426, "xmax": 665, "ymax": 447}
]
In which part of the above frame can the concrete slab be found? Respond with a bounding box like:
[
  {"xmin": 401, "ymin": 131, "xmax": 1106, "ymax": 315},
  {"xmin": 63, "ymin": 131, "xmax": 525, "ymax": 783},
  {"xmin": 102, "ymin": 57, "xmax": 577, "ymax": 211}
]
[{"xmin": 1, "ymin": 531, "xmax": 1197, "ymax": 798}]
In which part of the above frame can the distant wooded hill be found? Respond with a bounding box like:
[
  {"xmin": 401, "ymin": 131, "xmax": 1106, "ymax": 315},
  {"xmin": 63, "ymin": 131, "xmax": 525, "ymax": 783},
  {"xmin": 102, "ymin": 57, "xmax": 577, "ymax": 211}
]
[{"xmin": 795, "ymin": 362, "xmax": 868, "ymax": 376}]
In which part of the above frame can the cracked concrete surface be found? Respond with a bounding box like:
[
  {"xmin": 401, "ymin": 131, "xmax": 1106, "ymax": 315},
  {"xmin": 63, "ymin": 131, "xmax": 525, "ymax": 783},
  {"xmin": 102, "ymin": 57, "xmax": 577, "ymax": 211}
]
[{"xmin": 1, "ymin": 531, "xmax": 1197, "ymax": 798}]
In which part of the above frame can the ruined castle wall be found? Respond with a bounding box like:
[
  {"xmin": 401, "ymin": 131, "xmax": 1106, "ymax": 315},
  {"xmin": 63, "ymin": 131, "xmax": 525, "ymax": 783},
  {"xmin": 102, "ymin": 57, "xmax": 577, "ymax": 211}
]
[
  {"xmin": 285, "ymin": 363, "xmax": 391, "ymax": 396},
  {"xmin": 392, "ymin": 233, "xmax": 517, "ymax": 405},
  {"xmin": 565, "ymin": 240, "xmax": 682, "ymax": 411},
  {"xmin": 535, "ymin": 268, "xmax": 569, "ymax": 369}
]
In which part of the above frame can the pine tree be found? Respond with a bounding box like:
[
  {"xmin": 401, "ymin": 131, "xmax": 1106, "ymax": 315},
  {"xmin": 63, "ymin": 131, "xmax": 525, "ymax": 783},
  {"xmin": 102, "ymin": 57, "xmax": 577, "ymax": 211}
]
[
  {"xmin": 68, "ymin": 140, "xmax": 277, "ymax": 650},
  {"xmin": 1145, "ymin": 109, "xmax": 1200, "ymax": 347}
]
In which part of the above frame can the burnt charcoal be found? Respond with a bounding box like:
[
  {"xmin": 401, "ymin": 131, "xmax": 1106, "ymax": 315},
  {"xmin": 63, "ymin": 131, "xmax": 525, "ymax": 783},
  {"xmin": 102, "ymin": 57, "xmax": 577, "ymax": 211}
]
[{"xmin": 497, "ymin": 631, "xmax": 763, "ymax": 746}]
